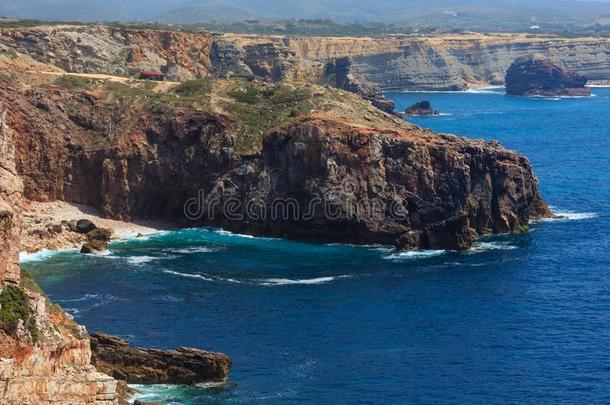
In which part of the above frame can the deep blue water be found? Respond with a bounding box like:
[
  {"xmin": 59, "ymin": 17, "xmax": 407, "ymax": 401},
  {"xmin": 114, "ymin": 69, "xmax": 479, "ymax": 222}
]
[{"xmin": 21, "ymin": 88, "xmax": 610, "ymax": 404}]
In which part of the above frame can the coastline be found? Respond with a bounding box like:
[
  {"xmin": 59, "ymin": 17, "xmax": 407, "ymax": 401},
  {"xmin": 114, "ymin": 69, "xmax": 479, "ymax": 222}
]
[{"xmin": 20, "ymin": 200, "xmax": 173, "ymax": 255}]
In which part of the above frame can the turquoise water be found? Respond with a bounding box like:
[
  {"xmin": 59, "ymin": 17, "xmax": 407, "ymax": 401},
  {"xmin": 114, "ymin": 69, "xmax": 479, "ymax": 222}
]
[{"xmin": 22, "ymin": 88, "xmax": 610, "ymax": 404}]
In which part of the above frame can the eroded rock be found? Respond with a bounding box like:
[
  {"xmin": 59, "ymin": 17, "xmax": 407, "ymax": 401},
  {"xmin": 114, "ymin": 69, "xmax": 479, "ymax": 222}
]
[{"xmin": 90, "ymin": 333, "xmax": 232, "ymax": 385}]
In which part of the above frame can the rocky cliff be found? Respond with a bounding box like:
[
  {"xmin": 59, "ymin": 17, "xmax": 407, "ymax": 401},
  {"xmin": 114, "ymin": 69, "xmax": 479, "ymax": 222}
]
[
  {"xmin": 0, "ymin": 108, "xmax": 119, "ymax": 404},
  {"xmin": 2, "ymin": 26, "xmax": 610, "ymax": 91},
  {"xmin": 229, "ymin": 33, "xmax": 610, "ymax": 90},
  {"xmin": 0, "ymin": 71, "xmax": 549, "ymax": 250}
]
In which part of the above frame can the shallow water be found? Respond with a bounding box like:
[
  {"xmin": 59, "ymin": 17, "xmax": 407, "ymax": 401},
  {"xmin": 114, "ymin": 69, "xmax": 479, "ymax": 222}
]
[{"xmin": 22, "ymin": 88, "xmax": 610, "ymax": 403}]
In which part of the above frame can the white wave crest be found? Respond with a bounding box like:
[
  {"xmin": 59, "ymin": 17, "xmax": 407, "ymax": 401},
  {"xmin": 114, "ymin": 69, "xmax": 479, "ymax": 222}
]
[
  {"xmin": 126, "ymin": 255, "xmax": 162, "ymax": 265},
  {"xmin": 384, "ymin": 250, "xmax": 446, "ymax": 261},
  {"xmin": 214, "ymin": 229, "xmax": 255, "ymax": 238},
  {"xmin": 170, "ymin": 246, "xmax": 219, "ymax": 254},
  {"xmin": 163, "ymin": 270, "xmax": 350, "ymax": 286},
  {"xmin": 162, "ymin": 270, "xmax": 242, "ymax": 284},
  {"xmin": 468, "ymin": 241, "xmax": 517, "ymax": 253},
  {"xmin": 536, "ymin": 209, "xmax": 598, "ymax": 223},
  {"xmin": 257, "ymin": 276, "xmax": 349, "ymax": 286},
  {"xmin": 19, "ymin": 248, "xmax": 77, "ymax": 263}
]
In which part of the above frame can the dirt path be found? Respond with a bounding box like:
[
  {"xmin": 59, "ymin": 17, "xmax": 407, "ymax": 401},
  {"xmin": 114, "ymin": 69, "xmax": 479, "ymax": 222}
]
[{"xmin": 27, "ymin": 70, "xmax": 180, "ymax": 90}]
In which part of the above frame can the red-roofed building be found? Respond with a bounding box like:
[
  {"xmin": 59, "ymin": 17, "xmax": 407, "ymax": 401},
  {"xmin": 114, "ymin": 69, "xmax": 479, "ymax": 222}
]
[{"xmin": 140, "ymin": 70, "xmax": 168, "ymax": 81}]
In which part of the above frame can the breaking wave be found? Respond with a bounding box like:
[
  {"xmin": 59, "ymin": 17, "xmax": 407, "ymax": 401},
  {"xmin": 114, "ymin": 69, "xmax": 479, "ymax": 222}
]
[{"xmin": 162, "ymin": 270, "xmax": 351, "ymax": 286}]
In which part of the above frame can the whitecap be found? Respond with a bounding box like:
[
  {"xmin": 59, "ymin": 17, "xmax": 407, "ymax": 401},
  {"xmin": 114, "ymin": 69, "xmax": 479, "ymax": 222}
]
[
  {"xmin": 384, "ymin": 250, "xmax": 446, "ymax": 261},
  {"xmin": 256, "ymin": 276, "xmax": 348, "ymax": 286},
  {"xmin": 535, "ymin": 209, "xmax": 598, "ymax": 222},
  {"xmin": 55, "ymin": 293, "xmax": 101, "ymax": 303},
  {"xmin": 19, "ymin": 248, "xmax": 76, "ymax": 263},
  {"xmin": 468, "ymin": 241, "xmax": 517, "ymax": 253},
  {"xmin": 126, "ymin": 255, "xmax": 162, "ymax": 265},
  {"xmin": 162, "ymin": 270, "xmax": 241, "ymax": 284},
  {"xmin": 170, "ymin": 246, "xmax": 219, "ymax": 254},
  {"xmin": 214, "ymin": 229, "xmax": 255, "ymax": 238}
]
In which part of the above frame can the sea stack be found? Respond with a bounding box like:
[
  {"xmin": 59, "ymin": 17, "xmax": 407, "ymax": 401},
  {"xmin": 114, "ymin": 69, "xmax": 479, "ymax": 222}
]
[
  {"xmin": 505, "ymin": 55, "xmax": 591, "ymax": 97},
  {"xmin": 405, "ymin": 101, "xmax": 439, "ymax": 116}
]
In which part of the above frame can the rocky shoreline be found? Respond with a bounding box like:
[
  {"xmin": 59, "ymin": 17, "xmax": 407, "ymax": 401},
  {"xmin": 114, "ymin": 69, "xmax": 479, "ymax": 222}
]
[{"xmin": 0, "ymin": 23, "xmax": 559, "ymax": 404}]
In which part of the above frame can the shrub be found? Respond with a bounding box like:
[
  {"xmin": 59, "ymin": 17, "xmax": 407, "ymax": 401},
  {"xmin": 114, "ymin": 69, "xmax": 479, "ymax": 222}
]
[{"xmin": 174, "ymin": 78, "xmax": 213, "ymax": 97}]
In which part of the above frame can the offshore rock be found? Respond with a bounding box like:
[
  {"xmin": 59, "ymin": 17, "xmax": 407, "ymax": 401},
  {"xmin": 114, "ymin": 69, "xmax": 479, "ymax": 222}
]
[
  {"xmin": 505, "ymin": 56, "xmax": 591, "ymax": 97},
  {"xmin": 405, "ymin": 101, "xmax": 439, "ymax": 116},
  {"xmin": 90, "ymin": 333, "xmax": 232, "ymax": 385}
]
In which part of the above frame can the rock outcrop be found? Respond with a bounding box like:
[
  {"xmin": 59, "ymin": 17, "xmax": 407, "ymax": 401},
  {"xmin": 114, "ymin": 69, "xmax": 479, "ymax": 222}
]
[
  {"xmin": 0, "ymin": 109, "xmax": 22, "ymax": 284},
  {"xmin": 0, "ymin": 25, "xmax": 215, "ymax": 81},
  {"xmin": 324, "ymin": 57, "xmax": 395, "ymax": 113},
  {"xmin": 505, "ymin": 55, "xmax": 591, "ymax": 97},
  {"xmin": 0, "ymin": 74, "xmax": 550, "ymax": 251},
  {"xmin": 404, "ymin": 101, "xmax": 439, "ymax": 116},
  {"xmin": 0, "ymin": 109, "xmax": 119, "ymax": 404},
  {"xmin": 90, "ymin": 333, "xmax": 231, "ymax": 385}
]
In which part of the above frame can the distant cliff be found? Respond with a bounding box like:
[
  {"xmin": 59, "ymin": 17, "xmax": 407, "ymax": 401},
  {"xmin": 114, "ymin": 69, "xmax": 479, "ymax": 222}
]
[{"xmin": 1, "ymin": 26, "xmax": 609, "ymax": 91}]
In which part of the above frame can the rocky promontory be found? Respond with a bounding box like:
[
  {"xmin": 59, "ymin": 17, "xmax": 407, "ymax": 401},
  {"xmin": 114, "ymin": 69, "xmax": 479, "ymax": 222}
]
[
  {"xmin": 90, "ymin": 333, "xmax": 231, "ymax": 385},
  {"xmin": 0, "ymin": 70, "xmax": 550, "ymax": 252},
  {"xmin": 505, "ymin": 55, "xmax": 591, "ymax": 97}
]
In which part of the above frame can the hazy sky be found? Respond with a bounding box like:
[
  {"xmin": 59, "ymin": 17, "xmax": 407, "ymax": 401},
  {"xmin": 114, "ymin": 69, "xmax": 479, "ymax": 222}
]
[{"xmin": 2, "ymin": 0, "xmax": 610, "ymax": 25}]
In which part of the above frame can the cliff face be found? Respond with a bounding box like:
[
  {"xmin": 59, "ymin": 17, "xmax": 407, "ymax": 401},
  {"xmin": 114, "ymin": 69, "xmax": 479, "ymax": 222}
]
[
  {"xmin": 229, "ymin": 33, "xmax": 610, "ymax": 90},
  {"xmin": 2, "ymin": 27, "xmax": 610, "ymax": 91},
  {"xmin": 0, "ymin": 74, "xmax": 549, "ymax": 250},
  {"xmin": 0, "ymin": 25, "xmax": 215, "ymax": 80},
  {"xmin": 0, "ymin": 109, "xmax": 119, "ymax": 404},
  {"xmin": 0, "ymin": 110, "xmax": 23, "ymax": 284}
]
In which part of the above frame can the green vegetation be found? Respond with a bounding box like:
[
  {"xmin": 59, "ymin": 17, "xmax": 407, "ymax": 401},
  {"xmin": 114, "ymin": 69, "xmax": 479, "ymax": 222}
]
[
  {"xmin": 54, "ymin": 75, "xmax": 97, "ymax": 90},
  {"xmin": 226, "ymin": 83, "xmax": 314, "ymax": 153},
  {"xmin": 174, "ymin": 78, "xmax": 213, "ymax": 97},
  {"xmin": 0, "ymin": 284, "xmax": 28, "ymax": 322},
  {"xmin": 20, "ymin": 268, "xmax": 44, "ymax": 296},
  {"xmin": 514, "ymin": 224, "xmax": 530, "ymax": 234}
]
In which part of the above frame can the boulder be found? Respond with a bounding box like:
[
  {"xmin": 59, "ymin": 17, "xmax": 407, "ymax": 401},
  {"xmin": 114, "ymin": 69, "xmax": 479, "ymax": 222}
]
[
  {"xmin": 75, "ymin": 219, "xmax": 96, "ymax": 234},
  {"xmin": 90, "ymin": 333, "xmax": 232, "ymax": 385},
  {"xmin": 404, "ymin": 101, "xmax": 439, "ymax": 116},
  {"xmin": 87, "ymin": 227, "xmax": 112, "ymax": 242},
  {"xmin": 80, "ymin": 239, "xmax": 108, "ymax": 254},
  {"xmin": 505, "ymin": 55, "xmax": 591, "ymax": 97}
]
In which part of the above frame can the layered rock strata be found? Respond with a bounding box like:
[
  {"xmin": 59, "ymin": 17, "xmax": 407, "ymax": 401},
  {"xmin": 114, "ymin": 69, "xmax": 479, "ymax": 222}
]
[{"xmin": 2, "ymin": 26, "xmax": 610, "ymax": 90}]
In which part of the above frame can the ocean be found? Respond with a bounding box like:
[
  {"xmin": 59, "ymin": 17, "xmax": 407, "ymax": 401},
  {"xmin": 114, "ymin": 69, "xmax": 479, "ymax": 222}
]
[{"xmin": 21, "ymin": 87, "xmax": 610, "ymax": 404}]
